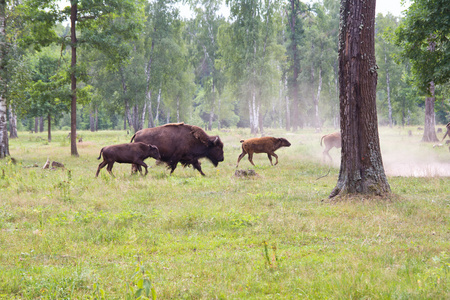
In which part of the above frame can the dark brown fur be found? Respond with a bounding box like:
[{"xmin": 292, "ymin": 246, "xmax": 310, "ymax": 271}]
[
  {"xmin": 320, "ymin": 132, "xmax": 341, "ymax": 162},
  {"xmin": 236, "ymin": 137, "xmax": 291, "ymax": 167},
  {"xmin": 130, "ymin": 123, "xmax": 224, "ymax": 176},
  {"xmin": 96, "ymin": 142, "xmax": 161, "ymax": 177}
]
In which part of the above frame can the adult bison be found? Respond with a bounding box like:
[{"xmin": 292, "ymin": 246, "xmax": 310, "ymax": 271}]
[{"xmin": 130, "ymin": 123, "xmax": 224, "ymax": 176}]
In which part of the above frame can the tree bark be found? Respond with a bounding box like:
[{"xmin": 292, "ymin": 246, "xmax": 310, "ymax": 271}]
[
  {"xmin": 39, "ymin": 116, "xmax": 44, "ymax": 132},
  {"xmin": 47, "ymin": 114, "xmax": 51, "ymax": 142},
  {"xmin": 421, "ymin": 81, "xmax": 439, "ymax": 142},
  {"xmin": 0, "ymin": 0, "xmax": 8, "ymax": 158},
  {"xmin": 9, "ymin": 105, "xmax": 18, "ymax": 138},
  {"xmin": 385, "ymin": 53, "xmax": 393, "ymax": 127},
  {"xmin": 34, "ymin": 117, "xmax": 38, "ymax": 133},
  {"xmin": 70, "ymin": 2, "xmax": 79, "ymax": 156},
  {"xmin": 330, "ymin": 0, "xmax": 390, "ymax": 198}
]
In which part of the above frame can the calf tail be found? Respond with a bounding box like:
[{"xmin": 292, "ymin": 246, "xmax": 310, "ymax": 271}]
[
  {"xmin": 320, "ymin": 136, "xmax": 324, "ymax": 146},
  {"xmin": 97, "ymin": 148, "xmax": 104, "ymax": 160},
  {"xmin": 240, "ymin": 139, "xmax": 244, "ymax": 143},
  {"xmin": 130, "ymin": 133, "xmax": 136, "ymax": 143}
]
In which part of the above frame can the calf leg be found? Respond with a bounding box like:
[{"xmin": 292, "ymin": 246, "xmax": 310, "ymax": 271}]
[
  {"xmin": 267, "ymin": 154, "xmax": 273, "ymax": 166},
  {"xmin": 236, "ymin": 152, "xmax": 247, "ymax": 168},
  {"xmin": 270, "ymin": 153, "xmax": 279, "ymax": 165},
  {"xmin": 106, "ymin": 162, "xmax": 115, "ymax": 177},
  {"xmin": 135, "ymin": 160, "xmax": 148, "ymax": 176},
  {"xmin": 248, "ymin": 153, "xmax": 255, "ymax": 166},
  {"xmin": 96, "ymin": 161, "xmax": 108, "ymax": 177}
]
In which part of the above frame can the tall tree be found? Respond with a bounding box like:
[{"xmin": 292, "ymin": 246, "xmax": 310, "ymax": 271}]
[
  {"xmin": 329, "ymin": 0, "xmax": 390, "ymax": 198},
  {"xmin": 375, "ymin": 13, "xmax": 403, "ymax": 127},
  {"xmin": 0, "ymin": 0, "xmax": 8, "ymax": 158},
  {"xmin": 222, "ymin": 0, "xmax": 281, "ymax": 134},
  {"xmin": 395, "ymin": 0, "xmax": 449, "ymax": 142},
  {"xmin": 25, "ymin": 0, "xmax": 143, "ymax": 155},
  {"xmin": 284, "ymin": 0, "xmax": 306, "ymax": 131}
]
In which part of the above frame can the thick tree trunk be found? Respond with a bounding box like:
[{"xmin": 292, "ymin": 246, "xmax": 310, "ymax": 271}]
[
  {"xmin": 9, "ymin": 105, "xmax": 18, "ymax": 138},
  {"xmin": 421, "ymin": 81, "xmax": 439, "ymax": 142},
  {"xmin": 330, "ymin": 0, "xmax": 390, "ymax": 198},
  {"xmin": 70, "ymin": 3, "xmax": 79, "ymax": 156}
]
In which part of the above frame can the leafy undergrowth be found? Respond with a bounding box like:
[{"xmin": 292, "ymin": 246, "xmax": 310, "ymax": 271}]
[{"xmin": 1, "ymin": 128, "xmax": 450, "ymax": 299}]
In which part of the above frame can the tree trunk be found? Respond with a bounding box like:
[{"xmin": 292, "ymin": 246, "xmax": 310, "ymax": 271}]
[
  {"xmin": 330, "ymin": 0, "xmax": 390, "ymax": 198},
  {"xmin": 39, "ymin": 116, "xmax": 44, "ymax": 132},
  {"xmin": 284, "ymin": 76, "xmax": 290, "ymax": 131},
  {"xmin": 147, "ymin": 90, "xmax": 154, "ymax": 128},
  {"xmin": 70, "ymin": 2, "xmax": 79, "ymax": 156},
  {"xmin": 89, "ymin": 111, "xmax": 95, "ymax": 132},
  {"xmin": 314, "ymin": 65, "xmax": 323, "ymax": 130},
  {"xmin": 9, "ymin": 105, "xmax": 18, "ymax": 138},
  {"xmin": 385, "ymin": 53, "xmax": 393, "ymax": 127},
  {"xmin": 140, "ymin": 102, "xmax": 146, "ymax": 130},
  {"xmin": 0, "ymin": 0, "xmax": 8, "ymax": 158},
  {"xmin": 154, "ymin": 88, "xmax": 161, "ymax": 126},
  {"xmin": 421, "ymin": 81, "xmax": 439, "ymax": 142},
  {"xmin": 47, "ymin": 114, "xmax": 51, "ymax": 142},
  {"xmin": 34, "ymin": 117, "xmax": 38, "ymax": 133}
]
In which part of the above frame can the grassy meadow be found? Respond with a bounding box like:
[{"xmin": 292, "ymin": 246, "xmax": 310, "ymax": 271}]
[{"xmin": 1, "ymin": 126, "xmax": 450, "ymax": 299}]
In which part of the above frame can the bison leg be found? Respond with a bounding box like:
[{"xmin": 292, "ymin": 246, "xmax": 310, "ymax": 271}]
[
  {"xmin": 192, "ymin": 160, "xmax": 205, "ymax": 176},
  {"xmin": 96, "ymin": 161, "xmax": 108, "ymax": 177},
  {"xmin": 135, "ymin": 160, "xmax": 148, "ymax": 176},
  {"xmin": 106, "ymin": 162, "xmax": 115, "ymax": 177},
  {"xmin": 269, "ymin": 153, "xmax": 279, "ymax": 165},
  {"xmin": 236, "ymin": 152, "xmax": 247, "ymax": 168},
  {"xmin": 248, "ymin": 153, "xmax": 255, "ymax": 166},
  {"xmin": 131, "ymin": 163, "xmax": 139, "ymax": 174},
  {"xmin": 323, "ymin": 149, "xmax": 333, "ymax": 163}
]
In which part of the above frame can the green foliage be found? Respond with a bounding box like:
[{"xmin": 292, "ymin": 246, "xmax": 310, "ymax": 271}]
[{"xmin": 395, "ymin": 0, "xmax": 450, "ymax": 92}]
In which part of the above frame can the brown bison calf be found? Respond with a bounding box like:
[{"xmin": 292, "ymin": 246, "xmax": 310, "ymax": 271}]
[
  {"xmin": 236, "ymin": 137, "xmax": 291, "ymax": 167},
  {"xmin": 96, "ymin": 142, "xmax": 161, "ymax": 177},
  {"xmin": 320, "ymin": 132, "xmax": 341, "ymax": 162}
]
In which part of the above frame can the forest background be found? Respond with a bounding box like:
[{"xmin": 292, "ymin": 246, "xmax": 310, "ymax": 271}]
[{"xmin": 3, "ymin": 0, "xmax": 449, "ymax": 141}]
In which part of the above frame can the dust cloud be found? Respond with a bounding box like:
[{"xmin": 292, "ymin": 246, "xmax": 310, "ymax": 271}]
[{"xmin": 381, "ymin": 132, "xmax": 450, "ymax": 177}]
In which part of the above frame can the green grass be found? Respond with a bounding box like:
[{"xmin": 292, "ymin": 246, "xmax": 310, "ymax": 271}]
[{"xmin": 1, "ymin": 127, "xmax": 450, "ymax": 299}]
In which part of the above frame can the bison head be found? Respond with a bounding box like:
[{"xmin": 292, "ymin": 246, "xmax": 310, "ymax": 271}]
[
  {"xmin": 146, "ymin": 144, "xmax": 161, "ymax": 160},
  {"xmin": 206, "ymin": 136, "xmax": 224, "ymax": 166},
  {"xmin": 279, "ymin": 138, "xmax": 291, "ymax": 147}
]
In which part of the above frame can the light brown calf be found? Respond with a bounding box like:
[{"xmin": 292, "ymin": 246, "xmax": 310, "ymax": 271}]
[
  {"xmin": 320, "ymin": 132, "xmax": 341, "ymax": 162},
  {"xmin": 236, "ymin": 137, "xmax": 291, "ymax": 167}
]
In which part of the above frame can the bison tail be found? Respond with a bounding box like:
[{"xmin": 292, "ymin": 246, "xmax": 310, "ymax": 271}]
[
  {"xmin": 97, "ymin": 148, "xmax": 103, "ymax": 160},
  {"xmin": 320, "ymin": 136, "xmax": 324, "ymax": 146},
  {"xmin": 240, "ymin": 139, "xmax": 244, "ymax": 143},
  {"xmin": 130, "ymin": 134, "xmax": 137, "ymax": 143}
]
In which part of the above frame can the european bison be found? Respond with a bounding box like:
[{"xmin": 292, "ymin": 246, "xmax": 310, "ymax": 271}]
[
  {"xmin": 130, "ymin": 123, "xmax": 224, "ymax": 176},
  {"xmin": 96, "ymin": 142, "xmax": 161, "ymax": 177},
  {"xmin": 321, "ymin": 132, "xmax": 341, "ymax": 162},
  {"xmin": 236, "ymin": 137, "xmax": 291, "ymax": 167}
]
